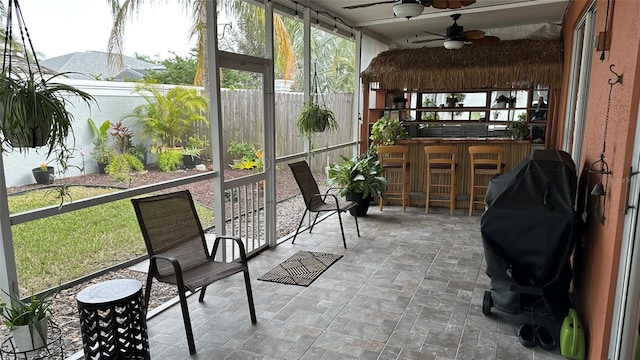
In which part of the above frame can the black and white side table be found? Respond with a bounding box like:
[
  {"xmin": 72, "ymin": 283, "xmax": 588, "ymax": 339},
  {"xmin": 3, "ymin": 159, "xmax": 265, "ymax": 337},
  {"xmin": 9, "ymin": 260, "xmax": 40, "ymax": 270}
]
[{"xmin": 76, "ymin": 279, "xmax": 150, "ymax": 359}]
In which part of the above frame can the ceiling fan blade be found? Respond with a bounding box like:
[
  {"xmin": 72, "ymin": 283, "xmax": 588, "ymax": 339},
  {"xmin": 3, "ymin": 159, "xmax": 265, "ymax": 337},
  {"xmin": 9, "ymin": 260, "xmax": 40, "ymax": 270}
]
[
  {"xmin": 471, "ymin": 36, "xmax": 500, "ymax": 44},
  {"xmin": 463, "ymin": 29, "xmax": 485, "ymax": 40},
  {"xmin": 423, "ymin": 30, "xmax": 446, "ymax": 38},
  {"xmin": 343, "ymin": 1, "xmax": 396, "ymax": 9},
  {"xmin": 412, "ymin": 38, "xmax": 444, "ymax": 44},
  {"xmin": 430, "ymin": 0, "xmax": 476, "ymax": 9}
]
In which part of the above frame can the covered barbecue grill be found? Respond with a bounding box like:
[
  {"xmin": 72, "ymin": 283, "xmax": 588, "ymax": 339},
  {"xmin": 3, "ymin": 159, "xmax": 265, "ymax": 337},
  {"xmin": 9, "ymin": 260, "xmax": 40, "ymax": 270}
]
[{"xmin": 480, "ymin": 150, "xmax": 580, "ymax": 318}]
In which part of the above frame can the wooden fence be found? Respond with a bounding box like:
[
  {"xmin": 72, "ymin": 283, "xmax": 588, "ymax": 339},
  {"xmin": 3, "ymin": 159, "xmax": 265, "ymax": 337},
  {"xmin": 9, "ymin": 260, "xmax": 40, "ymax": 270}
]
[{"xmin": 192, "ymin": 90, "xmax": 356, "ymax": 169}]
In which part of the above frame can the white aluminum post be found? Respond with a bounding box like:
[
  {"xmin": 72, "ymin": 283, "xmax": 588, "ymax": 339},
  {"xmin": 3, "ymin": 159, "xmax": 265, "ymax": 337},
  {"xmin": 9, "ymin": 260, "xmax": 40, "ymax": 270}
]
[
  {"xmin": 264, "ymin": 0, "xmax": 276, "ymax": 247},
  {"xmin": 0, "ymin": 153, "xmax": 19, "ymax": 301}
]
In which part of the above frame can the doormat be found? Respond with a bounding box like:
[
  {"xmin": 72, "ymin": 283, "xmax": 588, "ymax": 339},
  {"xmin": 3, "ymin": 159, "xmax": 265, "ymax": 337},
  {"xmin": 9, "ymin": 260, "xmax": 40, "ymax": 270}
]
[{"xmin": 258, "ymin": 251, "xmax": 343, "ymax": 286}]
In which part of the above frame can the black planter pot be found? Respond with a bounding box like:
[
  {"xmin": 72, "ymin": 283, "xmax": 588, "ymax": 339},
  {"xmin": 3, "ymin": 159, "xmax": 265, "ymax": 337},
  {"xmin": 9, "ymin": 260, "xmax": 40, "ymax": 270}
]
[
  {"xmin": 97, "ymin": 162, "xmax": 108, "ymax": 174},
  {"xmin": 182, "ymin": 155, "xmax": 202, "ymax": 169},
  {"xmin": 346, "ymin": 191, "xmax": 371, "ymax": 217},
  {"xmin": 32, "ymin": 166, "xmax": 54, "ymax": 185}
]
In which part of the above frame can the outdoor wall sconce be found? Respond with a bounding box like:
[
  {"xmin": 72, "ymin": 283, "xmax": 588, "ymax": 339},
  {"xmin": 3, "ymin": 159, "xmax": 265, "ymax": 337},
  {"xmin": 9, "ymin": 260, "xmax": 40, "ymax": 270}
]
[{"xmin": 588, "ymin": 64, "xmax": 622, "ymax": 225}]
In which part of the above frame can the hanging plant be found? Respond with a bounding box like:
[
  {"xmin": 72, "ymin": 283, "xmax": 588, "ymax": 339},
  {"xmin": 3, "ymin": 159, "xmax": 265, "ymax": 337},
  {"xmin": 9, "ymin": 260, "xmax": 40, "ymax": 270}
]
[
  {"xmin": 296, "ymin": 99, "xmax": 338, "ymax": 137},
  {"xmin": 296, "ymin": 63, "xmax": 338, "ymax": 137},
  {"xmin": 0, "ymin": 0, "xmax": 95, "ymax": 169}
]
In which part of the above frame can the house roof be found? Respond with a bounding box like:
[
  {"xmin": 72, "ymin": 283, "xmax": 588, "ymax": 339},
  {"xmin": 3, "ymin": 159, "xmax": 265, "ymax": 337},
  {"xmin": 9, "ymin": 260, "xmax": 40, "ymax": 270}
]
[{"xmin": 40, "ymin": 51, "xmax": 165, "ymax": 80}]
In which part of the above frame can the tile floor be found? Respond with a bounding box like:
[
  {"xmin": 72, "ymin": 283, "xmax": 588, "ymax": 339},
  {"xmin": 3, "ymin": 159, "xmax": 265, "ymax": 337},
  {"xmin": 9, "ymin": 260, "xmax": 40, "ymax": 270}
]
[{"xmin": 142, "ymin": 206, "xmax": 566, "ymax": 359}]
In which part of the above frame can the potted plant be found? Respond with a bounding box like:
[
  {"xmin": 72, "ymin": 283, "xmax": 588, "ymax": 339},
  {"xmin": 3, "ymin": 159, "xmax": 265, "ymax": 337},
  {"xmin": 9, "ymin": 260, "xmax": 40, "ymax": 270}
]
[
  {"xmin": 446, "ymin": 94, "xmax": 459, "ymax": 108},
  {"xmin": 227, "ymin": 140, "xmax": 256, "ymax": 166},
  {"xmin": 181, "ymin": 135, "xmax": 206, "ymax": 169},
  {"xmin": 0, "ymin": 289, "xmax": 56, "ymax": 351},
  {"xmin": 495, "ymin": 95, "xmax": 516, "ymax": 108},
  {"xmin": 296, "ymin": 99, "xmax": 338, "ymax": 137},
  {"xmin": 326, "ymin": 150, "xmax": 387, "ymax": 216},
  {"xmin": 392, "ymin": 95, "xmax": 408, "ymax": 109},
  {"xmin": 370, "ymin": 117, "xmax": 410, "ymax": 147},
  {"xmin": 31, "ymin": 162, "xmax": 54, "ymax": 185},
  {"xmin": 0, "ymin": 1, "xmax": 96, "ymax": 170},
  {"xmin": 88, "ymin": 118, "xmax": 114, "ymax": 174}
]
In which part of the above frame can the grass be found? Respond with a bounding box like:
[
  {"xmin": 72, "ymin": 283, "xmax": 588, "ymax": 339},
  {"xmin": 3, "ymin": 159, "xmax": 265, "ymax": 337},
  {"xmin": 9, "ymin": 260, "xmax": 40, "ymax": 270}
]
[{"xmin": 9, "ymin": 186, "xmax": 214, "ymax": 295}]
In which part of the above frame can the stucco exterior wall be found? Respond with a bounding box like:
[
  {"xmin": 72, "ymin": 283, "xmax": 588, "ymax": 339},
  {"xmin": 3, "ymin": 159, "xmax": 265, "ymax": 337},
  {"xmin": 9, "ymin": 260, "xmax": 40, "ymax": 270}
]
[{"xmin": 560, "ymin": 1, "xmax": 640, "ymax": 358}]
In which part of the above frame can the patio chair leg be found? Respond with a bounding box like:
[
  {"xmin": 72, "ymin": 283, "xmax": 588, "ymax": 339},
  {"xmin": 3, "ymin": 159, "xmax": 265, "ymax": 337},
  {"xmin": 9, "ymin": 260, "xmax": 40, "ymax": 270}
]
[
  {"xmin": 292, "ymin": 208, "xmax": 308, "ymax": 244},
  {"xmin": 336, "ymin": 211, "xmax": 348, "ymax": 249},
  {"xmin": 199, "ymin": 285, "xmax": 208, "ymax": 302},
  {"xmin": 243, "ymin": 269, "xmax": 257, "ymax": 324},
  {"xmin": 177, "ymin": 289, "xmax": 197, "ymax": 354},
  {"xmin": 144, "ymin": 273, "xmax": 153, "ymax": 314},
  {"xmin": 309, "ymin": 212, "xmax": 320, "ymax": 233}
]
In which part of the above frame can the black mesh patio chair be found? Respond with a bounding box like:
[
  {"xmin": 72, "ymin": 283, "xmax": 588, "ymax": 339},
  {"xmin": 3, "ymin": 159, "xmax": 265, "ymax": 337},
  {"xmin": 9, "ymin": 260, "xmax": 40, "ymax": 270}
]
[
  {"xmin": 131, "ymin": 190, "xmax": 257, "ymax": 355},
  {"xmin": 288, "ymin": 161, "xmax": 360, "ymax": 249}
]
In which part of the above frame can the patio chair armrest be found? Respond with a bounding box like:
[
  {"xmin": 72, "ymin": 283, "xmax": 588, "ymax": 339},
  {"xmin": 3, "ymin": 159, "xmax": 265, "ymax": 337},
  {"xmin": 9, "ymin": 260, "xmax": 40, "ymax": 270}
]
[
  {"xmin": 316, "ymin": 193, "xmax": 342, "ymax": 211},
  {"xmin": 212, "ymin": 236, "xmax": 249, "ymax": 264},
  {"xmin": 149, "ymin": 254, "xmax": 186, "ymax": 286}
]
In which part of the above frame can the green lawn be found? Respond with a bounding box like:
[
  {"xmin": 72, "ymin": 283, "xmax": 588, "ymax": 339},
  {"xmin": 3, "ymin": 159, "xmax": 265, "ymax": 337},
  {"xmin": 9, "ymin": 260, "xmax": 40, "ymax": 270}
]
[{"xmin": 9, "ymin": 187, "xmax": 214, "ymax": 295}]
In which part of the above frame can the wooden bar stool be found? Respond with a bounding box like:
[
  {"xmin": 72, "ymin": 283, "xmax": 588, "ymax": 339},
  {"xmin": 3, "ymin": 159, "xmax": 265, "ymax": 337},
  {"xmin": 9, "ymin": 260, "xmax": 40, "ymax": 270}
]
[
  {"xmin": 468, "ymin": 145, "xmax": 505, "ymax": 216},
  {"xmin": 424, "ymin": 146, "xmax": 457, "ymax": 215},
  {"xmin": 378, "ymin": 145, "xmax": 410, "ymax": 211}
]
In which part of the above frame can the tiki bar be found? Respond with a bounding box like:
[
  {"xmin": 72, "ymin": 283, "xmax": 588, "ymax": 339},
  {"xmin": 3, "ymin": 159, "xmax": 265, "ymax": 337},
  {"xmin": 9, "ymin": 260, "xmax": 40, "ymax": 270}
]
[{"xmin": 360, "ymin": 39, "xmax": 563, "ymax": 212}]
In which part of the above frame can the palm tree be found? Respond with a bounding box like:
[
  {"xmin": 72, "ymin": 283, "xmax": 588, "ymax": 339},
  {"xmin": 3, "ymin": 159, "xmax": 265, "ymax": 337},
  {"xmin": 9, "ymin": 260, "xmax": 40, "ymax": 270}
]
[
  {"xmin": 106, "ymin": 0, "xmax": 296, "ymax": 87},
  {"xmin": 126, "ymin": 83, "xmax": 209, "ymax": 151}
]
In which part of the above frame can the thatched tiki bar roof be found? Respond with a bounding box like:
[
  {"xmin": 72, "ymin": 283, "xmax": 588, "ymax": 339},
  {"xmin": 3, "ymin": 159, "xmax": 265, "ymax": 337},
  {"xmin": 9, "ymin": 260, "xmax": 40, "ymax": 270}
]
[{"xmin": 362, "ymin": 39, "xmax": 563, "ymax": 91}]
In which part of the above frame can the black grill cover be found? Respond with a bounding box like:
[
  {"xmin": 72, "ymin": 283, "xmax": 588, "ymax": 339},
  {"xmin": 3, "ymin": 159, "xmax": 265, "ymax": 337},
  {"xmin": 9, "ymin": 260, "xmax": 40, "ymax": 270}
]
[{"xmin": 480, "ymin": 150, "xmax": 579, "ymax": 318}]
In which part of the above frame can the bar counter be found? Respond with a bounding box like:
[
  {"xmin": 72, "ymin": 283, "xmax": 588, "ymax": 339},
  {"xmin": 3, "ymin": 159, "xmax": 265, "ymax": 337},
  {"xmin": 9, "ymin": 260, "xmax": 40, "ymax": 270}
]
[{"xmin": 392, "ymin": 138, "xmax": 531, "ymax": 211}]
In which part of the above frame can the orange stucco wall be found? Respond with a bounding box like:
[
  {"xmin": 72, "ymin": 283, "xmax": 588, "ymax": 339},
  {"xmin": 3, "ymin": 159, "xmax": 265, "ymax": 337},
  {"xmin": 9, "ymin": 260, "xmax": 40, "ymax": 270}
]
[{"xmin": 558, "ymin": 1, "xmax": 640, "ymax": 358}]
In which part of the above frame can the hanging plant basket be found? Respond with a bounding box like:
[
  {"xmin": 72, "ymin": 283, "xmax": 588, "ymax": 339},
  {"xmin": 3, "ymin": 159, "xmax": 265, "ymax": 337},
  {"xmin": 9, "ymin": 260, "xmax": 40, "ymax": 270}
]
[
  {"xmin": 0, "ymin": 0, "xmax": 95, "ymax": 167},
  {"xmin": 297, "ymin": 100, "xmax": 337, "ymax": 136},
  {"xmin": 296, "ymin": 63, "xmax": 338, "ymax": 137}
]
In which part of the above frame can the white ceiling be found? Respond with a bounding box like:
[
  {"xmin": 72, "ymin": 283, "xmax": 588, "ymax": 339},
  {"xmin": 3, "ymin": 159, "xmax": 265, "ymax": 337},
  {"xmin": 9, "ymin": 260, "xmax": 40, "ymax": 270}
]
[{"xmin": 299, "ymin": 0, "xmax": 570, "ymax": 48}]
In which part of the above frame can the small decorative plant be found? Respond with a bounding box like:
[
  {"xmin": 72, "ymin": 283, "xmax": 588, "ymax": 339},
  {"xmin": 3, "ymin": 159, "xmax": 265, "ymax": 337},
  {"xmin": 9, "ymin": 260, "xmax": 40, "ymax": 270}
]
[
  {"xmin": 0, "ymin": 289, "xmax": 57, "ymax": 351},
  {"xmin": 369, "ymin": 117, "xmax": 409, "ymax": 147},
  {"xmin": 156, "ymin": 149, "xmax": 183, "ymax": 172},
  {"xmin": 104, "ymin": 153, "xmax": 144, "ymax": 182},
  {"xmin": 88, "ymin": 118, "xmax": 115, "ymax": 170},
  {"xmin": 228, "ymin": 140, "xmax": 256, "ymax": 162},
  {"xmin": 296, "ymin": 99, "xmax": 338, "ymax": 137},
  {"xmin": 392, "ymin": 95, "xmax": 407, "ymax": 109}
]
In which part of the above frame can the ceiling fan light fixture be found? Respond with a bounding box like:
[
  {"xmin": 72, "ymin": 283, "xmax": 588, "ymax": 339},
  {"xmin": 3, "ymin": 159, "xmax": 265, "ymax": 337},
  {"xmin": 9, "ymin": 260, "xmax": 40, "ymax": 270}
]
[
  {"xmin": 393, "ymin": 3, "xmax": 424, "ymax": 19},
  {"xmin": 443, "ymin": 39, "xmax": 464, "ymax": 49}
]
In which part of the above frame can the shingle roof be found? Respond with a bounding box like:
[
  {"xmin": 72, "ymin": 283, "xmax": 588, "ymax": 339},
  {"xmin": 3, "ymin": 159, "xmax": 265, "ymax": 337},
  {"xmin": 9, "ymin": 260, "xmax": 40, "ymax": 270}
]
[{"xmin": 40, "ymin": 51, "xmax": 165, "ymax": 80}]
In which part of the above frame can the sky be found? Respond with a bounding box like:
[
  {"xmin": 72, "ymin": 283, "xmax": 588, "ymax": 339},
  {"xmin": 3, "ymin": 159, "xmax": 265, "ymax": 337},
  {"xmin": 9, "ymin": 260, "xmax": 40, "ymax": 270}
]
[{"xmin": 16, "ymin": 0, "xmax": 196, "ymax": 60}]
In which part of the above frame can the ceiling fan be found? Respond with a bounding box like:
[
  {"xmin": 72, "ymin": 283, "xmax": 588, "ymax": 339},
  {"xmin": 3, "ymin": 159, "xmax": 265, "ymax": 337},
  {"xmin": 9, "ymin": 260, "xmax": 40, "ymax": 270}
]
[
  {"xmin": 413, "ymin": 14, "xmax": 500, "ymax": 49},
  {"xmin": 343, "ymin": 0, "xmax": 477, "ymax": 17}
]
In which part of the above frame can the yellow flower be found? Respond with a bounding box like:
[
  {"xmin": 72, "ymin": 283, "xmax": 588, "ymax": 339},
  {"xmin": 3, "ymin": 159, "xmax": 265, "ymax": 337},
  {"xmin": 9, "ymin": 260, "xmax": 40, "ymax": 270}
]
[{"xmin": 255, "ymin": 149, "xmax": 263, "ymax": 159}]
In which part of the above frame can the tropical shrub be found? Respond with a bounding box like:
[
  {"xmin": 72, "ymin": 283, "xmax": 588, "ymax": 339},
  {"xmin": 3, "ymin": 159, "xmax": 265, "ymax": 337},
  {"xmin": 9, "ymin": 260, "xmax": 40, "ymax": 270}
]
[{"xmin": 156, "ymin": 149, "xmax": 183, "ymax": 172}]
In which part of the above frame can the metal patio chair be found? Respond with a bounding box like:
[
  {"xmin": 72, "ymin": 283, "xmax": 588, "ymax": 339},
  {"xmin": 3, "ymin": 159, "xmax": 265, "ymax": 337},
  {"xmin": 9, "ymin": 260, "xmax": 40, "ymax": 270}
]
[
  {"xmin": 288, "ymin": 160, "xmax": 360, "ymax": 249},
  {"xmin": 131, "ymin": 190, "xmax": 256, "ymax": 355}
]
